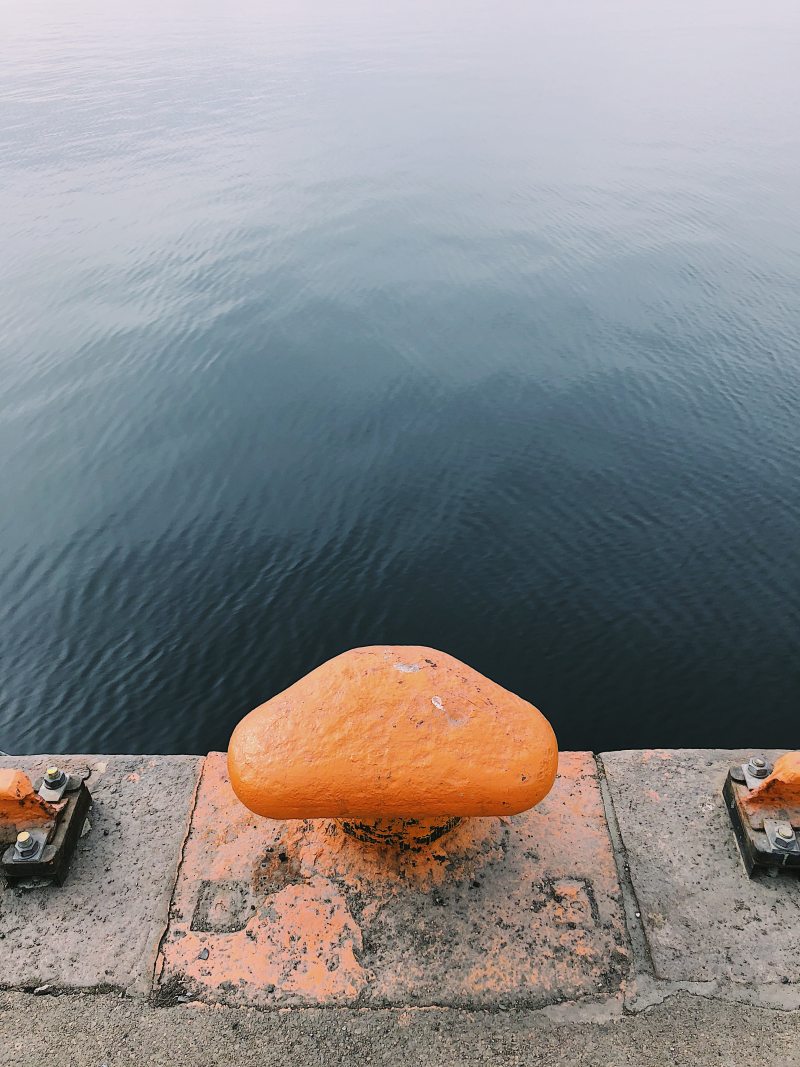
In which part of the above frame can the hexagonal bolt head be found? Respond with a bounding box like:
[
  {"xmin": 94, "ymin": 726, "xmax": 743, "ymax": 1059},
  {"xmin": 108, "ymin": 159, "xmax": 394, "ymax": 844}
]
[
  {"xmin": 45, "ymin": 766, "xmax": 66, "ymax": 786},
  {"xmin": 15, "ymin": 831, "xmax": 38, "ymax": 856},
  {"xmin": 747, "ymin": 755, "xmax": 772, "ymax": 778},
  {"xmin": 776, "ymin": 823, "xmax": 795, "ymax": 842}
]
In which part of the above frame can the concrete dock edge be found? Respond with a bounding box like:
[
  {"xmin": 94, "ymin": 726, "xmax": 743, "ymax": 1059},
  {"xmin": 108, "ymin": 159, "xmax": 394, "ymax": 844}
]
[{"xmin": 1, "ymin": 749, "xmax": 798, "ymax": 1065}]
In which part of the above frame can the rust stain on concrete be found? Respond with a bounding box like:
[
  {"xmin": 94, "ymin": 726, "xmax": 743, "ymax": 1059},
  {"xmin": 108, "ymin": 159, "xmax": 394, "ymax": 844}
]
[
  {"xmin": 640, "ymin": 750, "xmax": 673, "ymax": 763},
  {"xmin": 158, "ymin": 752, "xmax": 629, "ymax": 1008}
]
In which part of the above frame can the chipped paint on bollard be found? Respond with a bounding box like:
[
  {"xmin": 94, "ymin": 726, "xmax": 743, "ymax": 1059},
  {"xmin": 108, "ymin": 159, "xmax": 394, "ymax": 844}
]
[{"xmin": 157, "ymin": 752, "xmax": 629, "ymax": 1008}]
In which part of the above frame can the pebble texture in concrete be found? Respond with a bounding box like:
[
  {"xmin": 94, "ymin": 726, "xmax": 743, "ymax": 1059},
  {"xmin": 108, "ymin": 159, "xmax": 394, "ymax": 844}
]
[
  {"xmin": 1, "ymin": 989, "xmax": 799, "ymax": 1067},
  {"xmin": 602, "ymin": 749, "xmax": 800, "ymax": 984},
  {"xmin": 0, "ymin": 755, "xmax": 201, "ymax": 995},
  {"xmin": 158, "ymin": 751, "xmax": 629, "ymax": 1008}
]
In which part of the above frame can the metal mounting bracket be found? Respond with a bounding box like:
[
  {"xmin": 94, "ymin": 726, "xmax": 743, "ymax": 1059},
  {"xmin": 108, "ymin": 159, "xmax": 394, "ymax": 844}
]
[{"xmin": 724, "ymin": 759, "xmax": 800, "ymax": 878}]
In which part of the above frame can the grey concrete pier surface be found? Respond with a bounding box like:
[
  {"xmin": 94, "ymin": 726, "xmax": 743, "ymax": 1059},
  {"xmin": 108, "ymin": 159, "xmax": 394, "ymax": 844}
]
[
  {"xmin": 0, "ymin": 754, "xmax": 202, "ymax": 997},
  {"xmin": 1, "ymin": 749, "xmax": 798, "ymax": 1067}
]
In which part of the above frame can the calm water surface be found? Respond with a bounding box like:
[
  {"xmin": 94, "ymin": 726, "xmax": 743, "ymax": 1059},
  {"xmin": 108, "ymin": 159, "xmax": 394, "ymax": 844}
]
[{"xmin": 2, "ymin": 0, "xmax": 800, "ymax": 755}]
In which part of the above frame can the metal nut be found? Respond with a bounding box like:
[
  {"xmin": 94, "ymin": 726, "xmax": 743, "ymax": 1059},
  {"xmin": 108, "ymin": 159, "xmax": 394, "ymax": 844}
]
[
  {"xmin": 746, "ymin": 755, "xmax": 772, "ymax": 779},
  {"xmin": 15, "ymin": 831, "xmax": 38, "ymax": 857}
]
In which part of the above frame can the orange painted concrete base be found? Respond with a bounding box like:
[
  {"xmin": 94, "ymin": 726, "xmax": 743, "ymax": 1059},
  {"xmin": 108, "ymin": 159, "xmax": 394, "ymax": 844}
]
[{"xmin": 157, "ymin": 752, "xmax": 629, "ymax": 1008}]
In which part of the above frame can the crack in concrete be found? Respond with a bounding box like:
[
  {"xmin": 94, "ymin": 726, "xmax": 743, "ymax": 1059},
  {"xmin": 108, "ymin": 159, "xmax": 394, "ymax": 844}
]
[
  {"xmin": 149, "ymin": 756, "xmax": 206, "ymax": 1000},
  {"xmin": 625, "ymin": 974, "xmax": 800, "ymax": 1014},
  {"xmin": 594, "ymin": 753, "xmax": 654, "ymax": 982}
]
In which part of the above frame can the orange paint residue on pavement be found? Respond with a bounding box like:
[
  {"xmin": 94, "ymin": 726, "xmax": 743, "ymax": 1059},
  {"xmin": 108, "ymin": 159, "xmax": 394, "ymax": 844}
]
[{"xmin": 157, "ymin": 751, "xmax": 629, "ymax": 1009}]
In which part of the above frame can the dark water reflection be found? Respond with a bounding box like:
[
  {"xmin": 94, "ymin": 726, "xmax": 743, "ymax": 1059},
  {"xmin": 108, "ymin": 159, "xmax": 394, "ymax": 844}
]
[{"xmin": 1, "ymin": 0, "xmax": 799, "ymax": 754}]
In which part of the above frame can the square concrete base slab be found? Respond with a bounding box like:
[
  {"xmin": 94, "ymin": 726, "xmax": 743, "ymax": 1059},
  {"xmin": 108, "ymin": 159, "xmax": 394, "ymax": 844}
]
[
  {"xmin": 602, "ymin": 749, "xmax": 800, "ymax": 984},
  {"xmin": 157, "ymin": 751, "xmax": 629, "ymax": 1009},
  {"xmin": 0, "ymin": 755, "xmax": 202, "ymax": 995}
]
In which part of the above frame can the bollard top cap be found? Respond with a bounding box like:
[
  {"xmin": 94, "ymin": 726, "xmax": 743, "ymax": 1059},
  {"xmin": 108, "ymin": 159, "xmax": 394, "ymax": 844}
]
[{"xmin": 228, "ymin": 646, "xmax": 558, "ymax": 821}]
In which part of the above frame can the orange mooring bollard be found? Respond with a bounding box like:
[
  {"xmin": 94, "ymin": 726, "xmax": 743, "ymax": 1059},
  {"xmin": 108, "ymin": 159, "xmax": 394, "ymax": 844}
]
[{"xmin": 228, "ymin": 646, "xmax": 558, "ymax": 841}]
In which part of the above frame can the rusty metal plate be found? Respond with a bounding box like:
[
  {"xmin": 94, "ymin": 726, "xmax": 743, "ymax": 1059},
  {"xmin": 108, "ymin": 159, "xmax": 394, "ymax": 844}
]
[
  {"xmin": 1, "ymin": 780, "xmax": 91, "ymax": 885},
  {"xmin": 158, "ymin": 752, "xmax": 629, "ymax": 1009}
]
